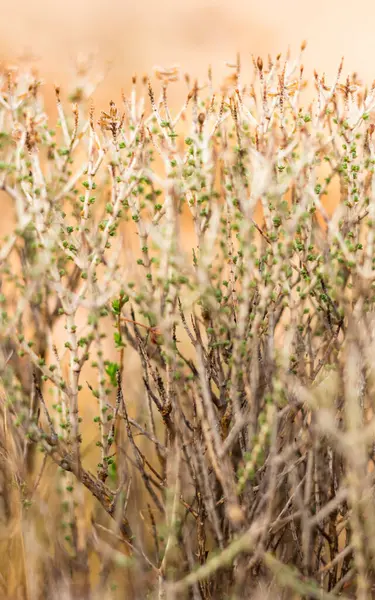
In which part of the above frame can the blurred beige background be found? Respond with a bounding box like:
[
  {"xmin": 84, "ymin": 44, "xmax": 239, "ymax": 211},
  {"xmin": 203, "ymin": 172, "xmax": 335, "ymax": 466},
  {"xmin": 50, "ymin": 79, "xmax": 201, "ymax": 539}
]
[{"xmin": 0, "ymin": 0, "xmax": 374, "ymax": 103}]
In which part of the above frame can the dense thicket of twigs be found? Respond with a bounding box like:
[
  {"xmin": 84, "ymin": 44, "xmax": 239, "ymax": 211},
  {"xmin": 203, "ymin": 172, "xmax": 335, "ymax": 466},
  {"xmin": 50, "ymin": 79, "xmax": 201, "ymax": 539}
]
[{"xmin": 1, "ymin": 47, "xmax": 375, "ymax": 599}]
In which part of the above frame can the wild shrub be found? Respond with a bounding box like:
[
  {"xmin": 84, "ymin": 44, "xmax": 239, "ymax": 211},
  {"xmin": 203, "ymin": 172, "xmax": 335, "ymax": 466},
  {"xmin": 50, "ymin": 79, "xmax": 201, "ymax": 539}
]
[{"xmin": 1, "ymin": 47, "xmax": 375, "ymax": 599}]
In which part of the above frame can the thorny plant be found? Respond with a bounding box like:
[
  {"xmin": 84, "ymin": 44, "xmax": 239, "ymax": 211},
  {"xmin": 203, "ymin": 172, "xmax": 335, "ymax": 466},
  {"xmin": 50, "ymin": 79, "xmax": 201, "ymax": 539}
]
[{"xmin": 1, "ymin": 44, "xmax": 375, "ymax": 599}]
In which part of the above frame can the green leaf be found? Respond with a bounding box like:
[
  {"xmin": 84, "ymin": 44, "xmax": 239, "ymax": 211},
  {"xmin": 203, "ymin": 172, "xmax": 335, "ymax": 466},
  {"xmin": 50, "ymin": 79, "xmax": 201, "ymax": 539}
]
[{"xmin": 105, "ymin": 361, "xmax": 119, "ymax": 386}]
